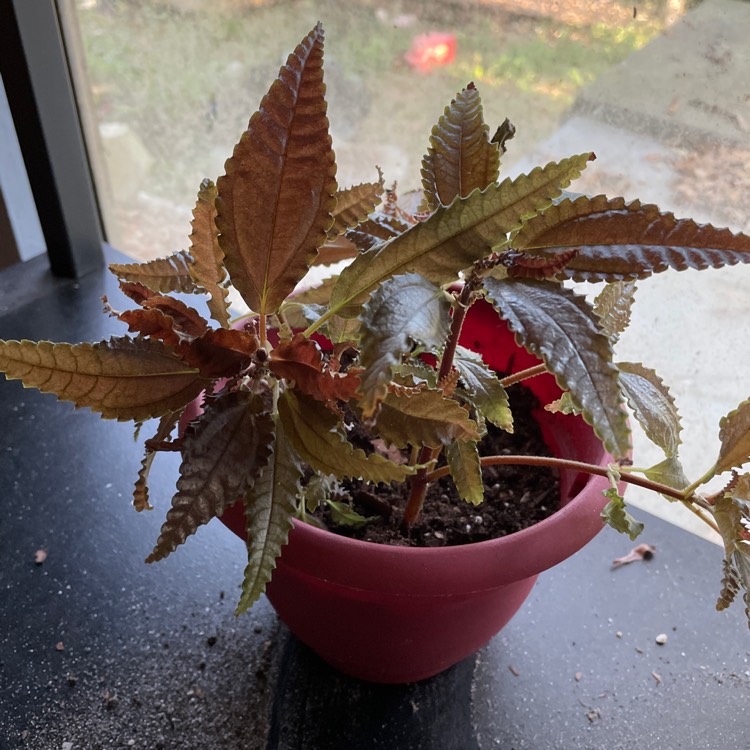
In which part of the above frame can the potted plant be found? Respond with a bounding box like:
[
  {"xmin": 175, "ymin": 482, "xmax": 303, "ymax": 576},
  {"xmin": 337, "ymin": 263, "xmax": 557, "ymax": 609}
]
[{"xmin": 2, "ymin": 24, "xmax": 750, "ymax": 683}]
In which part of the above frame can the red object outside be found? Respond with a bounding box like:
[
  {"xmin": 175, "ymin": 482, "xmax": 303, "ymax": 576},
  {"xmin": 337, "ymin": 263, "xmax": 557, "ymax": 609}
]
[
  {"xmin": 404, "ymin": 32, "xmax": 457, "ymax": 73},
  {"xmin": 188, "ymin": 300, "xmax": 618, "ymax": 683}
]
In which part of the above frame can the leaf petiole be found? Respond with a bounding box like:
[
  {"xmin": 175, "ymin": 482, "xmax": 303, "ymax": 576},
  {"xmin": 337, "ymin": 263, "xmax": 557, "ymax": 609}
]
[
  {"xmin": 499, "ymin": 363, "xmax": 548, "ymax": 388},
  {"xmin": 681, "ymin": 465, "xmax": 719, "ymax": 501}
]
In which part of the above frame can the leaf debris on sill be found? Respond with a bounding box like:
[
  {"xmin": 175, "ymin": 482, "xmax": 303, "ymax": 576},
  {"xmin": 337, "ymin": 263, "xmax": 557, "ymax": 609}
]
[{"xmin": 611, "ymin": 543, "xmax": 656, "ymax": 569}]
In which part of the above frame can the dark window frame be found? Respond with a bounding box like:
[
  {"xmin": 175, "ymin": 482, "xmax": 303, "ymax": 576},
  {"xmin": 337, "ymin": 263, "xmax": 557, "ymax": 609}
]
[{"xmin": 0, "ymin": 0, "xmax": 104, "ymax": 279}]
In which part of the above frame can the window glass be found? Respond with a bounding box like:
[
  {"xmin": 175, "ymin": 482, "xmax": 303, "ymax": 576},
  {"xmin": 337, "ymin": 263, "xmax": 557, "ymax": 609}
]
[
  {"xmin": 65, "ymin": 0, "xmax": 749, "ymax": 262},
  {"xmin": 63, "ymin": 0, "xmax": 750, "ymax": 538}
]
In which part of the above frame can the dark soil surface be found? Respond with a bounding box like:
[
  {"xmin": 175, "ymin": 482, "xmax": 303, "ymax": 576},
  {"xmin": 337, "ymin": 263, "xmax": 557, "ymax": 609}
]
[{"xmin": 317, "ymin": 383, "xmax": 560, "ymax": 547}]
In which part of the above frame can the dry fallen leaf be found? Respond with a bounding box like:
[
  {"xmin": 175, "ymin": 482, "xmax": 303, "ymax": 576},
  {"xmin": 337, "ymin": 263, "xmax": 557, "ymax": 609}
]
[{"xmin": 612, "ymin": 543, "xmax": 656, "ymax": 569}]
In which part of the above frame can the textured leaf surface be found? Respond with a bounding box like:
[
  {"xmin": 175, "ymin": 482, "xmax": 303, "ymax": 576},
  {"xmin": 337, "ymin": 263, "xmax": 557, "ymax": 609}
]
[
  {"xmin": 116, "ymin": 308, "xmax": 181, "ymax": 347},
  {"xmin": 187, "ymin": 179, "xmax": 231, "ymax": 328},
  {"xmin": 512, "ymin": 195, "xmax": 750, "ymax": 281},
  {"xmin": 326, "ymin": 499, "xmax": 376, "ymax": 527},
  {"xmin": 118, "ymin": 281, "xmax": 157, "ymax": 306},
  {"xmin": 618, "ymin": 361, "xmax": 681, "ymax": 458},
  {"xmin": 330, "ymin": 153, "xmax": 595, "ymax": 315},
  {"xmin": 140, "ymin": 296, "xmax": 209, "ymax": 338},
  {"xmin": 346, "ymin": 213, "xmax": 409, "ymax": 253},
  {"xmin": 601, "ymin": 488, "xmax": 644, "ymax": 541},
  {"xmin": 454, "ymin": 346, "xmax": 513, "ymax": 431},
  {"xmin": 358, "ymin": 274, "xmax": 451, "ymax": 418},
  {"xmin": 643, "ymin": 456, "xmax": 690, "ymax": 496},
  {"xmin": 446, "ymin": 440, "xmax": 484, "ymax": 505},
  {"xmin": 0, "ymin": 337, "xmax": 206, "ymax": 421},
  {"xmin": 544, "ymin": 392, "xmax": 580, "ymax": 416},
  {"xmin": 328, "ymin": 177, "xmax": 384, "ymax": 239},
  {"xmin": 484, "ymin": 277, "xmax": 630, "ymax": 458},
  {"xmin": 593, "ymin": 281, "xmax": 636, "ymax": 342},
  {"xmin": 134, "ymin": 410, "xmax": 181, "ymax": 511},
  {"xmin": 713, "ymin": 493, "xmax": 750, "ymax": 626},
  {"xmin": 716, "ymin": 400, "xmax": 750, "ymax": 475},
  {"xmin": 375, "ymin": 388, "xmax": 480, "ymax": 449},
  {"xmin": 503, "ymin": 248, "xmax": 579, "ymax": 280},
  {"xmin": 278, "ymin": 390, "xmax": 413, "ymax": 483},
  {"xmin": 269, "ymin": 333, "xmax": 361, "ymax": 403},
  {"xmin": 109, "ymin": 251, "xmax": 198, "ymax": 294},
  {"xmin": 177, "ymin": 328, "xmax": 258, "ymax": 378},
  {"xmin": 420, "ymin": 83, "xmax": 500, "ymax": 211},
  {"xmin": 236, "ymin": 416, "xmax": 302, "ymax": 614},
  {"xmin": 147, "ymin": 392, "xmax": 274, "ymax": 562},
  {"xmin": 216, "ymin": 24, "xmax": 337, "ymax": 315},
  {"xmin": 312, "ymin": 236, "xmax": 359, "ymax": 267}
]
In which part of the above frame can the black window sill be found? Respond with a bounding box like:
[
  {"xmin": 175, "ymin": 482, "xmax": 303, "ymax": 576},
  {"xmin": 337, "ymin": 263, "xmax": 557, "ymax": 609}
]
[{"xmin": 0, "ymin": 248, "xmax": 747, "ymax": 749}]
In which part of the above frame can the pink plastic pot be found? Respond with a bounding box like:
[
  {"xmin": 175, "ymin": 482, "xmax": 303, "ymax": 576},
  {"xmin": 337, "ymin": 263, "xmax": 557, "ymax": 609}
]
[{"xmin": 194, "ymin": 300, "xmax": 617, "ymax": 683}]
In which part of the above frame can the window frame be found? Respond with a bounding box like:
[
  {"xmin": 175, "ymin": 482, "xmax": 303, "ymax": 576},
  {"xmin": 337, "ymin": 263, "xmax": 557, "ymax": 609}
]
[{"xmin": 0, "ymin": 0, "xmax": 104, "ymax": 278}]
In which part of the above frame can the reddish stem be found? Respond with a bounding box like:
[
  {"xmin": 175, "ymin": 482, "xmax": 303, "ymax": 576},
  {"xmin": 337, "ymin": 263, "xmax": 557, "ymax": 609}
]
[{"xmin": 402, "ymin": 284, "xmax": 474, "ymax": 530}]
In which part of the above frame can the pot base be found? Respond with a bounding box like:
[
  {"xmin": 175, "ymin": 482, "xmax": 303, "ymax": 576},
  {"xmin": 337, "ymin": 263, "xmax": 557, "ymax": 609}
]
[{"xmin": 267, "ymin": 563, "xmax": 537, "ymax": 683}]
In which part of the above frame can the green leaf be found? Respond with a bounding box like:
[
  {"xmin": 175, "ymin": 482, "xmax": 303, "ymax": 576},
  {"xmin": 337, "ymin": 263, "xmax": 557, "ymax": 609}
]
[
  {"xmin": 544, "ymin": 392, "xmax": 580, "ymax": 416},
  {"xmin": 109, "ymin": 251, "xmax": 198, "ymax": 295},
  {"xmin": 328, "ymin": 174, "xmax": 384, "ymax": 239},
  {"xmin": 446, "ymin": 440, "xmax": 484, "ymax": 505},
  {"xmin": 301, "ymin": 473, "xmax": 337, "ymax": 513},
  {"xmin": 216, "ymin": 24, "xmax": 337, "ymax": 315},
  {"xmin": 601, "ymin": 488, "xmax": 644, "ymax": 541},
  {"xmin": 358, "ymin": 273, "xmax": 451, "ymax": 418},
  {"xmin": 327, "ymin": 315, "xmax": 361, "ymax": 344},
  {"xmin": 375, "ymin": 388, "xmax": 480, "ymax": 449},
  {"xmin": 618, "ymin": 361, "xmax": 682, "ymax": 458},
  {"xmin": 236, "ymin": 415, "xmax": 303, "ymax": 615},
  {"xmin": 512, "ymin": 195, "xmax": 750, "ymax": 282},
  {"xmin": 454, "ymin": 346, "xmax": 513, "ymax": 431},
  {"xmin": 397, "ymin": 360, "xmax": 439, "ymax": 389},
  {"xmin": 133, "ymin": 410, "xmax": 182, "ymax": 512},
  {"xmin": 483, "ymin": 277, "xmax": 630, "ymax": 459},
  {"xmin": 713, "ymin": 493, "xmax": 750, "ymax": 626},
  {"xmin": 716, "ymin": 400, "xmax": 750, "ymax": 476},
  {"xmin": 326, "ymin": 499, "xmax": 377, "ymax": 528},
  {"xmin": 643, "ymin": 456, "xmax": 690, "ymax": 499},
  {"xmin": 278, "ymin": 389, "xmax": 414, "ymax": 483},
  {"xmin": 593, "ymin": 281, "xmax": 637, "ymax": 342},
  {"xmin": 187, "ymin": 179, "xmax": 231, "ymax": 328},
  {"xmin": 0, "ymin": 337, "xmax": 207, "ymax": 422},
  {"xmin": 420, "ymin": 83, "xmax": 500, "ymax": 211},
  {"xmin": 330, "ymin": 153, "xmax": 595, "ymax": 316},
  {"xmin": 146, "ymin": 392, "xmax": 274, "ymax": 562}
]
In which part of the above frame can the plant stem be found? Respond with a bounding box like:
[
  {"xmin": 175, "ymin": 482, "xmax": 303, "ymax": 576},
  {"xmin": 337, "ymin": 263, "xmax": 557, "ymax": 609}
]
[
  {"xmin": 426, "ymin": 455, "xmax": 675, "ymax": 497},
  {"xmin": 681, "ymin": 465, "xmax": 718, "ymax": 501},
  {"xmin": 303, "ymin": 306, "xmax": 335, "ymax": 337},
  {"xmin": 259, "ymin": 312, "xmax": 268, "ymax": 349},
  {"xmin": 678, "ymin": 498, "xmax": 721, "ymax": 535},
  {"xmin": 499, "ymin": 364, "xmax": 548, "ymax": 388},
  {"xmin": 424, "ymin": 454, "xmax": 721, "ymax": 535},
  {"xmin": 402, "ymin": 283, "xmax": 475, "ymax": 529}
]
